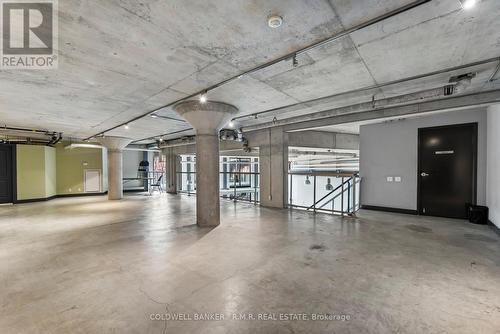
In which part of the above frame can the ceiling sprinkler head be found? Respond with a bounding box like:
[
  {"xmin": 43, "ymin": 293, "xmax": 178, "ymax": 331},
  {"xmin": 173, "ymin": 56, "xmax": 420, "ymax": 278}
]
[{"xmin": 267, "ymin": 15, "xmax": 283, "ymax": 28}]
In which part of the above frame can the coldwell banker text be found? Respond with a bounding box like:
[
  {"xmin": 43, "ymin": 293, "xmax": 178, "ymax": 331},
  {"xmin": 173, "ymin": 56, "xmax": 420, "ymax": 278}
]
[{"xmin": 1, "ymin": 0, "xmax": 58, "ymax": 69}]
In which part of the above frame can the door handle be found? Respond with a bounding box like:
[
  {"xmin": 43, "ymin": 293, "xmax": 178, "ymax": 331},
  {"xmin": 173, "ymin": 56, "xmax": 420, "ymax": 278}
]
[{"xmin": 421, "ymin": 172, "xmax": 429, "ymax": 177}]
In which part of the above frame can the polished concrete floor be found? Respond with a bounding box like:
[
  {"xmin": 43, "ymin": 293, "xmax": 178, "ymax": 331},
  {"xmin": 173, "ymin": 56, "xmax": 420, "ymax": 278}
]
[{"xmin": 1, "ymin": 194, "xmax": 500, "ymax": 334}]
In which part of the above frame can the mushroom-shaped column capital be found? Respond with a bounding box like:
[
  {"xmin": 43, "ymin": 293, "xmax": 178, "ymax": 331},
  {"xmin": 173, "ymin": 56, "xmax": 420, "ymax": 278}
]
[
  {"xmin": 174, "ymin": 100, "xmax": 238, "ymax": 135},
  {"xmin": 96, "ymin": 136, "xmax": 133, "ymax": 152}
]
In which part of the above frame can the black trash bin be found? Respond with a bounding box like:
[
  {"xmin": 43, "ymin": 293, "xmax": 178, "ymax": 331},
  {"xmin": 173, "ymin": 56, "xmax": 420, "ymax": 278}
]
[{"xmin": 468, "ymin": 205, "xmax": 489, "ymax": 225}]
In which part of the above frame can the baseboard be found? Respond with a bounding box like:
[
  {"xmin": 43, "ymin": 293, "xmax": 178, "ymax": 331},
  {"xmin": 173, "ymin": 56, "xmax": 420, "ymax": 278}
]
[
  {"xmin": 488, "ymin": 220, "xmax": 500, "ymax": 236},
  {"xmin": 15, "ymin": 192, "xmax": 107, "ymax": 203},
  {"xmin": 57, "ymin": 192, "xmax": 108, "ymax": 198},
  {"xmin": 124, "ymin": 189, "xmax": 147, "ymax": 193},
  {"xmin": 361, "ymin": 205, "xmax": 418, "ymax": 215},
  {"xmin": 15, "ymin": 195, "xmax": 58, "ymax": 204}
]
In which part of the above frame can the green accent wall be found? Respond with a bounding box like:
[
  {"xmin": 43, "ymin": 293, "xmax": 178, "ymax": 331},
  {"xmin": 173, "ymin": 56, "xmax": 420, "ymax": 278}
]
[
  {"xmin": 55, "ymin": 143, "xmax": 104, "ymax": 195},
  {"xmin": 16, "ymin": 145, "xmax": 56, "ymax": 201},
  {"xmin": 15, "ymin": 143, "xmax": 105, "ymax": 201}
]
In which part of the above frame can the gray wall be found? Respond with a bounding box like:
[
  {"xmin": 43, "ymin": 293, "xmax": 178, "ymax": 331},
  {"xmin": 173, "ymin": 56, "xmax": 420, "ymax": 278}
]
[
  {"xmin": 487, "ymin": 105, "xmax": 500, "ymax": 228},
  {"xmin": 360, "ymin": 108, "xmax": 487, "ymax": 211}
]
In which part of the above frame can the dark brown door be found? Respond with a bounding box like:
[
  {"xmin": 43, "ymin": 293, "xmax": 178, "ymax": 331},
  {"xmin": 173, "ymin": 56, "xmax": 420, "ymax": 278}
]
[
  {"xmin": 418, "ymin": 123, "xmax": 477, "ymax": 219},
  {"xmin": 0, "ymin": 145, "xmax": 14, "ymax": 204}
]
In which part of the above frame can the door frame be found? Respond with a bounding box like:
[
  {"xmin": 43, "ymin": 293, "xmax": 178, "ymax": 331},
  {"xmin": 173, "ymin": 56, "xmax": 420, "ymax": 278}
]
[
  {"xmin": 417, "ymin": 122, "xmax": 478, "ymax": 216},
  {"xmin": 0, "ymin": 144, "xmax": 17, "ymax": 204}
]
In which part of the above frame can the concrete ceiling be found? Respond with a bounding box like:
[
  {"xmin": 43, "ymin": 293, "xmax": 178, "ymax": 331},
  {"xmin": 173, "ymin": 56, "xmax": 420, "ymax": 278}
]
[{"xmin": 1, "ymin": 0, "xmax": 500, "ymax": 143}]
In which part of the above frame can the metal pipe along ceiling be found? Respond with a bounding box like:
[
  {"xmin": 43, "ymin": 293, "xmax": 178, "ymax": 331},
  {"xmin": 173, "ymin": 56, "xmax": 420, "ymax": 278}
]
[{"xmin": 241, "ymin": 85, "xmax": 458, "ymax": 132}]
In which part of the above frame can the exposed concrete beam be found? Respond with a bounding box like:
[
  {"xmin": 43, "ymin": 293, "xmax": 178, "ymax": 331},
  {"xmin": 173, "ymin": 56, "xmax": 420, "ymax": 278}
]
[
  {"xmin": 287, "ymin": 130, "xmax": 359, "ymax": 150},
  {"xmin": 242, "ymin": 89, "xmax": 500, "ymax": 132}
]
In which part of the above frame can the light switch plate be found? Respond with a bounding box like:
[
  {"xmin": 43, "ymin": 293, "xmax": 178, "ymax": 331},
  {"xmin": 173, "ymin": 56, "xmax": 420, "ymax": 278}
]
[
  {"xmin": 394, "ymin": 176, "xmax": 402, "ymax": 182},
  {"xmin": 387, "ymin": 176, "xmax": 394, "ymax": 182}
]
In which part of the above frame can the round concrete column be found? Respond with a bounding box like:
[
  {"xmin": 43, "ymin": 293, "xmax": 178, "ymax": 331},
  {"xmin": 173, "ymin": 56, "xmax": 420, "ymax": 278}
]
[
  {"xmin": 174, "ymin": 101, "xmax": 238, "ymax": 227},
  {"xmin": 97, "ymin": 136, "xmax": 133, "ymax": 200}
]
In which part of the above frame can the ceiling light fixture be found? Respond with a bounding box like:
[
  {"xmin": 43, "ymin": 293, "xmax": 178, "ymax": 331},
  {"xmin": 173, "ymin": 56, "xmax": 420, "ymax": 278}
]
[
  {"xmin": 292, "ymin": 54, "xmax": 298, "ymax": 67},
  {"xmin": 267, "ymin": 15, "xmax": 283, "ymax": 28},
  {"xmin": 460, "ymin": 0, "xmax": 477, "ymax": 9},
  {"xmin": 325, "ymin": 178, "xmax": 333, "ymax": 191},
  {"xmin": 304, "ymin": 175, "xmax": 311, "ymax": 185},
  {"xmin": 199, "ymin": 91, "xmax": 208, "ymax": 104},
  {"xmin": 228, "ymin": 120, "xmax": 234, "ymax": 128},
  {"xmin": 159, "ymin": 137, "xmax": 163, "ymax": 142},
  {"xmin": 151, "ymin": 114, "xmax": 158, "ymax": 118},
  {"xmin": 124, "ymin": 124, "xmax": 130, "ymax": 130}
]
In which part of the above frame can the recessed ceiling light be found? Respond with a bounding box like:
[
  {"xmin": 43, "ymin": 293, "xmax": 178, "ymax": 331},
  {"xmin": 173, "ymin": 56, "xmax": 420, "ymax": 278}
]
[
  {"xmin": 268, "ymin": 15, "xmax": 283, "ymax": 28},
  {"xmin": 151, "ymin": 114, "xmax": 158, "ymax": 118},
  {"xmin": 124, "ymin": 124, "xmax": 129, "ymax": 130},
  {"xmin": 199, "ymin": 91, "xmax": 207, "ymax": 103},
  {"xmin": 460, "ymin": 0, "xmax": 477, "ymax": 9}
]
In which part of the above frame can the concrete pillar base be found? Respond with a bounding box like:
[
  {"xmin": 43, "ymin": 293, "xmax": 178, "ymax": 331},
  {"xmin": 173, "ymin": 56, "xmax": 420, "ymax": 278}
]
[{"xmin": 97, "ymin": 136, "xmax": 133, "ymax": 200}]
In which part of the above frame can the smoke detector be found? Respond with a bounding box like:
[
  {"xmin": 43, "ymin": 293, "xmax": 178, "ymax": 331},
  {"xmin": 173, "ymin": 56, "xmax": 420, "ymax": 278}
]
[{"xmin": 267, "ymin": 15, "xmax": 283, "ymax": 28}]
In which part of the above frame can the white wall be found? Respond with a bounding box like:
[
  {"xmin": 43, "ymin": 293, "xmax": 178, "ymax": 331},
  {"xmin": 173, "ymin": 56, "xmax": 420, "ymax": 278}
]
[
  {"xmin": 360, "ymin": 108, "xmax": 487, "ymax": 211},
  {"xmin": 123, "ymin": 150, "xmax": 146, "ymax": 188},
  {"xmin": 487, "ymin": 104, "xmax": 500, "ymax": 228}
]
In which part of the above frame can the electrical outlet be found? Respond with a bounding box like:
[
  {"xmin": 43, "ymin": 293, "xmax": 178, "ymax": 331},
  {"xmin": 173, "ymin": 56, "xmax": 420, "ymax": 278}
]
[
  {"xmin": 395, "ymin": 176, "xmax": 402, "ymax": 183},
  {"xmin": 386, "ymin": 176, "xmax": 394, "ymax": 182}
]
